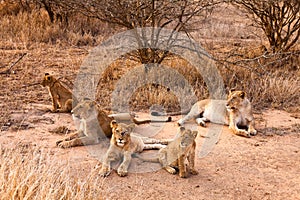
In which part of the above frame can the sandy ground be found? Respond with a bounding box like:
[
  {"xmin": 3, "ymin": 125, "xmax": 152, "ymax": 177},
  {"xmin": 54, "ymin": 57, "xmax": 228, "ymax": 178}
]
[{"xmin": 1, "ymin": 105, "xmax": 299, "ymax": 200}]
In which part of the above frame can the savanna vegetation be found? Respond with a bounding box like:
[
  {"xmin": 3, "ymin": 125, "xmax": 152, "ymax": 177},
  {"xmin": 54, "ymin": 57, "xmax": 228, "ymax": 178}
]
[{"xmin": 0, "ymin": 1, "xmax": 299, "ymax": 199}]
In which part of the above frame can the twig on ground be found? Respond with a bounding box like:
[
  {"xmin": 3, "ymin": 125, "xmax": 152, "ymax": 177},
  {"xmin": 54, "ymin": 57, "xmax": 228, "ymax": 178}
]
[{"xmin": 0, "ymin": 53, "xmax": 27, "ymax": 75}]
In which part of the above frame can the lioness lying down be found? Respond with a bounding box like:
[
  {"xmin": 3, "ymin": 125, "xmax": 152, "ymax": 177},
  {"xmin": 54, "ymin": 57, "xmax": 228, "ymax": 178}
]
[
  {"xmin": 177, "ymin": 89, "xmax": 257, "ymax": 137},
  {"xmin": 56, "ymin": 99, "xmax": 172, "ymax": 148}
]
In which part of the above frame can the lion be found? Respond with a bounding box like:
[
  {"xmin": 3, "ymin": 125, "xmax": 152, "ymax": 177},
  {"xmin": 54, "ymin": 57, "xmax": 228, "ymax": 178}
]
[
  {"xmin": 137, "ymin": 127, "xmax": 198, "ymax": 178},
  {"xmin": 56, "ymin": 99, "xmax": 112, "ymax": 148},
  {"xmin": 56, "ymin": 99, "xmax": 172, "ymax": 148},
  {"xmin": 176, "ymin": 89, "xmax": 257, "ymax": 138},
  {"xmin": 41, "ymin": 73, "xmax": 76, "ymax": 112},
  {"xmin": 99, "ymin": 120, "xmax": 168, "ymax": 177}
]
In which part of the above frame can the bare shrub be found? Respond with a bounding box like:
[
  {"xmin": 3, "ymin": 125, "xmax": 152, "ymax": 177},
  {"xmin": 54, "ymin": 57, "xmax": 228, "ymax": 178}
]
[
  {"xmin": 96, "ymin": 56, "xmax": 208, "ymax": 113},
  {"xmin": 57, "ymin": 0, "xmax": 222, "ymax": 64},
  {"xmin": 231, "ymin": 0, "xmax": 300, "ymax": 52}
]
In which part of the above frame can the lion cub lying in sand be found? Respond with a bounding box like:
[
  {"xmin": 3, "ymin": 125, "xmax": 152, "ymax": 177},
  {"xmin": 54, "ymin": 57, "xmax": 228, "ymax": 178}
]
[
  {"xmin": 99, "ymin": 120, "xmax": 168, "ymax": 177},
  {"xmin": 137, "ymin": 127, "xmax": 198, "ymax": 178}
]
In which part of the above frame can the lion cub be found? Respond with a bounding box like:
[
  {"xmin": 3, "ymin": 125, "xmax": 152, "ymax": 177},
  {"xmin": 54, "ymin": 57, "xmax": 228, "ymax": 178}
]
[
  {"xmin": 138, "ymin": 127, "xmax": 198, "ymax": 178},
  {"xmin": 99, "ymin": 120, "xmax": 166, "ymax": 177},
  {"xmin": 41, "ymin": 73, "xmax": 76, "ymax": 112}
]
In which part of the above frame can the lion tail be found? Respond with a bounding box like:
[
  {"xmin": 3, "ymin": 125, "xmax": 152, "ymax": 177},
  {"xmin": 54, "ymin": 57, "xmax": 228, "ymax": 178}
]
[
  {"xmin": 134, "ymin": 154, "xmax": 159, "ymax": 163},
  {"xmin": 151, "ymin": 109, "xmax": 190, "ymax": 116}
]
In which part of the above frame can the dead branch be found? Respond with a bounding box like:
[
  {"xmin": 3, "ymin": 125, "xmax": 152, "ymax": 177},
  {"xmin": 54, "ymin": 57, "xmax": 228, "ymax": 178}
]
[
  {"xmin": 0, "ymin": 53, "xmax": 27, "ymax": 75},
  {"xmin": 21, "ymin": 82, "xmax": 40, "ymax": 88}
]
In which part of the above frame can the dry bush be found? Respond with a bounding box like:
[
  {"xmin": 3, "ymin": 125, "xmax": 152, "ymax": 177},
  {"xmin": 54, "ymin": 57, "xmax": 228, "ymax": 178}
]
[
  {"xmin": 0, "ymin": 0, "xmax": 298, "ymax": 117},
  {"xmin": 0, "ymin": 3, "xmax": 112, "ymax": 46},
  {"xmin": 96, "ymin": 56, "xmax": 208, "ymax": 113},
  {"xmin": 0, "ymin": 145, "xmax": 107, "ymax": 199},
  {"xmin": 221, "ymin": 65, "xmax": 300, "ymax": 110},
  {"xmin": 94, "ymin": 44, "xmax": 299, "ymax": 113}
]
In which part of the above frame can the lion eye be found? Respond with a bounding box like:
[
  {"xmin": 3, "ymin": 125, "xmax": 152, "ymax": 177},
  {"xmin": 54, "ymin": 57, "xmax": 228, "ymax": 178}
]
[{"xmin": 121, "ymin": 131, "xmax": 127, "ymax": 136}]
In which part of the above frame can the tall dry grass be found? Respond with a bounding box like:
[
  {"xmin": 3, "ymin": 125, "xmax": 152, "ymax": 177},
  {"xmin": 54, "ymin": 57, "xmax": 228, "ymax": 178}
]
[
  {"xmin": 0, "ymin": 3, "xmax": 299, "ymax": 199},
  {"xmin": 0, "ymin": 4, "xmax": 112, "ymax": 46},
  {"xmin": 0, "ymin": 2, "xmax": 298, "ymax": 113},
  {"xmin": 0, "ymin": 145, "xmax": 107, "ymax": 199}
]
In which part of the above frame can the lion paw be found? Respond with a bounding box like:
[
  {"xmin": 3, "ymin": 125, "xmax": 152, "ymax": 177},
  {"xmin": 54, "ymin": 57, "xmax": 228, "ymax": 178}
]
[
  {"xmin": 179, "ymin": 171, "xmax": 188, "ymax": 178},
  {"xmin": 239, "ymin": 130, "xmax": 251, "ymax": 138},
  {"xmin": 165, "ymin": 166, "xmax": 177, "ymax": 174},
  {"xmin": 177, "ymin": 119, "xmax": 183, "ymax": 126},
  {"xmin": 99, "ymin": 168, "xmax": 111, "ymax": 177},
  {"xmin": 56, "ymin": 140, "xmax": 63, "ymax": 146},
  {"xmin": 196, "ymin": 118, "xmax": 206, "ymax": 127},
  {"xmin": 249, "ymin": 129, "xmax": 257, "ymax": 136},
  {"xmin": 117, "ymin": 169, "xmax": 128, "ymax": 177},
  {"xmin": 57, "ymin": 141, "xmax": 72, "ymax": 148},
  {"xmin": 190, "ymin": 169, "xmax": 199, "ymax": 175}
]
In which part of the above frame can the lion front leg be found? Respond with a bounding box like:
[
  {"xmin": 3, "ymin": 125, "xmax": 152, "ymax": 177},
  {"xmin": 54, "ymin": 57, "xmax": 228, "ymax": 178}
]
[
  {"xmin": 99, "ymin": 152, "xmax": 113, "ymax": 177},
  {"xmin": 178, "ymin": 155, "xmax": 187, "ymax": 178},
  {"xmin": 229, "ymin": 124, "xmax": 250, "ymax": 138},
  {"xmin": 229, "ymin": 114, "xmax": 250, "ymax": 138},
  {"xmin": 247, "ymin": 120, "xmax": 257, "ymax": 136},
  {"xmin": 51, "ymin": 99, "xmax": 59, "ymax": 112},
  {"xmin": 117, "ymin": 152, "xmax": 132, "ymax": 177},
  {"xmin": 59, "ymin": 135, "xmax": 98, "ymax": 148},
  {"xmin": 56, "ymin": 130, "xmax": 84, "ymax": 146},
  {"xmin": 187, "ymin": 145, "xmax": 198, "ymax": 175}
]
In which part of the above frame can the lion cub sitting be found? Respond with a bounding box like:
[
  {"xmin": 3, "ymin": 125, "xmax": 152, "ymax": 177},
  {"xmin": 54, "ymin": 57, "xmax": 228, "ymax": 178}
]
[
  {"xmin": 138, "ymin": 127, "xmax": 198, "ymax": 178},
  {"xmin": 41, "ymin": 73, "xmax": 76, "ymax": 112},
  {"xmin": 99, "ymin": 120, "xmax": 167, "ymax": 177}
]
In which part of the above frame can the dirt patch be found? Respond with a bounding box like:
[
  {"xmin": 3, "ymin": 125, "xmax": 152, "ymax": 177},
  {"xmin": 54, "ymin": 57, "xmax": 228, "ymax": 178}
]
[{"xmin": 1, "ymin": 106, "xmax": 299, "ymax": 199}]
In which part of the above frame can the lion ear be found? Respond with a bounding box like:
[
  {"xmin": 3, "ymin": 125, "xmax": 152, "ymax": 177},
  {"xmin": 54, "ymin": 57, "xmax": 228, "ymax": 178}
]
[
  {"xmin": 127, "ymin": 123, "xmax": 135, "ymax": 132},
  {"xmin": 44, "ymin": 73, "xmax": 50, "ymax": 76},
  {"xmin": 47, "ymin": 76, "xmax": 51, "ymax": 81},
  {"xmin": 110, "ymin": 120, "xmax": 118, "ymax": 129},
  {"xmin": 239, "ymin": 91, "xmax": 246, "ymax": 99},
  {"xmin": 192, "ymin": 131, "xmax": 198, "ymax": 138},
  {"xmin": 179, "ymin": 126, "xmax": 186, "ymax": 135},
  {"xmin": 229, "ymin": 88, "xmax": 236, "ymax": 94}
]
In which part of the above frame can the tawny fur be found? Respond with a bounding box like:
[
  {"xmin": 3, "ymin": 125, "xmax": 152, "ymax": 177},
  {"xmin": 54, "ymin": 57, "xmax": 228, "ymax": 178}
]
[
  {"xmin": 41, "ymin": 73, "xmax": 76, "ymax": 112},
  {"xmin": 99, "ymin": 120, "xmax": 167, "ymax": 177},
  {"xmin": 56, "ymin": 99, "xmax": 172, "ymax": 148},
  {"xmin": 177, "ymin": 89, "xmax": 257, "ymax": 138},
  {"xmin": 137, "ymin": 127, "xmax": 198, "ymax": 178}
]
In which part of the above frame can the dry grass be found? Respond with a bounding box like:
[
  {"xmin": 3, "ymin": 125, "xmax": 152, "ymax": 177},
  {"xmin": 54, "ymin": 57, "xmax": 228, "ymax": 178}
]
[
  {"xmin": 0, "ymin": 3, "xmax": 299, "ymax": 199},
  {"xmin": 0, "ymin": 145, "xmax": 107, "ymax": 199},
  {"xmin": 0, "ymin": 2, "xmax": 298, "ymax": 118},
  {"xmin": 0, "ymin": 3, "xmax": 113, "ymax": 46}
]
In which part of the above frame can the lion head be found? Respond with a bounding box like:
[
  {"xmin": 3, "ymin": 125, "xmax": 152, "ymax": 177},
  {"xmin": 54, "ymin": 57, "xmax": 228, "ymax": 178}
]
[
  {"xmin": 41, "ymin": 73, "xmax": 56, "ymax": 87},
  {"xmin": 178, "ymin": 127, "xmax": 198, "ymax": 148},
  {"xmin": 110, "ymin": 120, "xmax": 135, "ymax": 148},
  {"xmin": 71, "ymin": 98, "xmax": 98, "ymax": 120},
  {"xmin": 226, "ymin": 89, "xmax": 247, "ymax": 111}
]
